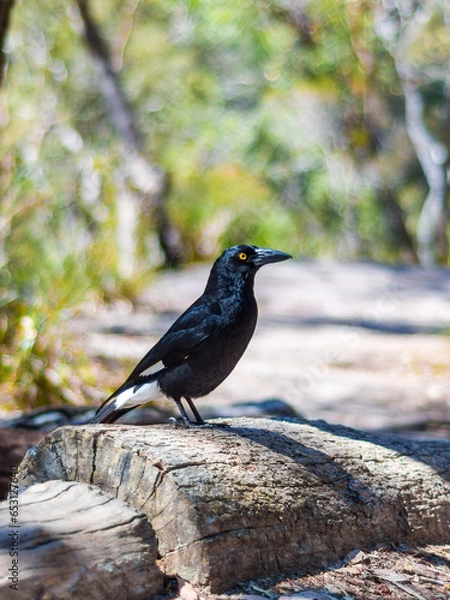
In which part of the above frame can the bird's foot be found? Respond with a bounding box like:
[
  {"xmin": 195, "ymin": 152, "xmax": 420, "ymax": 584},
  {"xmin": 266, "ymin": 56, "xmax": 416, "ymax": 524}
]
[
  {"xmin": 167, "ymin": 416, "xmax": 209, "ymax": 428},
  {"xmin": 167, "ymin": 417, "xmax": 230, "ymax": 429},
  {"xmin": 167, "ymin": 416, "xmax": 191, "ymax": 428}
]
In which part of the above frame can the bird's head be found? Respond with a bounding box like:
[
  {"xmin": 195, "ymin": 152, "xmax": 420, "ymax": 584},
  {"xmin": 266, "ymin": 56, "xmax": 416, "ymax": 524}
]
[
  {"xmin": 206, "ymin": 244, "xmax": 292, "ymax": 296},
  {"xmin": 223, "ymin": 244, "xmax": 292, "ymax": 270}
]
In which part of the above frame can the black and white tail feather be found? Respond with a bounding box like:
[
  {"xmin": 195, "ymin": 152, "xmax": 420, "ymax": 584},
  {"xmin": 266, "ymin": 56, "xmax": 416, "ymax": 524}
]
[
  {"xmin": 90, "ymin": 379, "xmax": 161, "ymax": 424},
  {"xmin": 90, "ymin": 362, "xmax": 165, "ymax": 424}
]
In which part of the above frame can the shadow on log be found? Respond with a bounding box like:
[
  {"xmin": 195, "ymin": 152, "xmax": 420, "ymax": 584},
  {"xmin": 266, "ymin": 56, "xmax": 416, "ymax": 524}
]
[
  {"xmin": 17, "ymin": 417, "xmax": 450, "ymax": 593},
  {"xmin": 0, "ymin": 480, "xmax": 163, "ymax": 600}
]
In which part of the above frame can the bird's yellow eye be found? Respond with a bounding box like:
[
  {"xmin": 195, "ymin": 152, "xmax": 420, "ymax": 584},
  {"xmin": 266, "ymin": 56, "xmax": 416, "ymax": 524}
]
[{"xmin": 239, "ymin": 252, "xmax": 247, "ymax": 261}]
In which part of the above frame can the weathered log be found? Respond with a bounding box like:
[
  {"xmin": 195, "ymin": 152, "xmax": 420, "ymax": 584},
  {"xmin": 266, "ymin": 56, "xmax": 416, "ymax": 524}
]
[
  {"xmin": 0, "ymin": 479, "xmax": 163, "ymax": 600},
  {"xmin": 18, "ymin": 417, "xmax": 450, "ymax": 593}
]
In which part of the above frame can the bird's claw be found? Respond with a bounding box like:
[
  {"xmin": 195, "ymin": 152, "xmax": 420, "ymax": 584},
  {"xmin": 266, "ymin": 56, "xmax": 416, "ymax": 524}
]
[
  {"xmin": 167, "ymin": 416, "xmax": 189, "ymax": 428},
  {"xmin": 167, "ymin": 417, "xmax": 227, "ymax": 429}
]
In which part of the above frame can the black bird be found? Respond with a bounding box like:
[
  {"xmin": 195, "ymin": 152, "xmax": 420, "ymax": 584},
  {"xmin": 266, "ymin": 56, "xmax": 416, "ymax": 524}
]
[{"xmin": 90, "ymin": 244, "xmax": 292, "ymax": 426}]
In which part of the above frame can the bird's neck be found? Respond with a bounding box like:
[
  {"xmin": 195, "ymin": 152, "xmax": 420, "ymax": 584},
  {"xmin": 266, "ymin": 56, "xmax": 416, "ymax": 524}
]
[{"xmin": 204, "ymin": 268, "xmax": 256, "ymax": 302}]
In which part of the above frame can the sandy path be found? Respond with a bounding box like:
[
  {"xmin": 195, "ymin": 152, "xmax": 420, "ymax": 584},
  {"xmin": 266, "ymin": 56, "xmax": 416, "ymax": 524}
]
[{"xmin": 71, "ymin": 260, "xmax": 450, "ymax": 434}]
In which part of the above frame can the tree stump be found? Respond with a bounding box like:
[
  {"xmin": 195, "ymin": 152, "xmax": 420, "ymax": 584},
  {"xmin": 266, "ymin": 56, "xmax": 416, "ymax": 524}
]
[
  {"xmin": 18, "ymin": 417, "xmax": 450, "ymax": 593},
  {"xmin": 0, "ymin": 479, "xmax": 163, "ymax": 600}
]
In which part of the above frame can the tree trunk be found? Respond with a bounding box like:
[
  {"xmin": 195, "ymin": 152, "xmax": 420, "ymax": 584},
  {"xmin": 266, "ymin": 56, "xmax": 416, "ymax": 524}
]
[
  {"xmin": 0, "ymin": 0, "xmax": 15, "ymax": 87},
  {"xmin": 18, "ymin": 417, "xmax": 450, "ymax": 593},
  {"xmin": 74, "ymin": 0, "xmax": 182, "ymax": 268},
  {"xmin": 0, "ymin": 479, "xmax": 163, "ymax": 600},
  {"xmin": 402, "ymin": 81, "xmax": 448, "ymax": 266},
  {"xmin": 374, "ymin": 1, "xmax": 449, "ymax": 266}
]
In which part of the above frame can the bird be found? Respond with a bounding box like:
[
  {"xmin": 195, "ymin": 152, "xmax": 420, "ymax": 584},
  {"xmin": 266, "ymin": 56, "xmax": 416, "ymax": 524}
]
[{"xmin": 90, "ymin": 244, "xmax": 292, "ymax": 426}]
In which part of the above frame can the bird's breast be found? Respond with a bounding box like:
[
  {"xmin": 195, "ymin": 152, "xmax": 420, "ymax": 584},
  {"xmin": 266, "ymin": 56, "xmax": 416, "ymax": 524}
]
[{"xmin": 159, "ymin": 300, "xmax": 257, "ymax": 400}]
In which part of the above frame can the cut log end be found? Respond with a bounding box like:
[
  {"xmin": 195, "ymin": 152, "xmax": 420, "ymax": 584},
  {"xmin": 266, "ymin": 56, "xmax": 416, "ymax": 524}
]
[{"xmin": 0, "ymin": 480, "xmax": 163, "ymax": 600}]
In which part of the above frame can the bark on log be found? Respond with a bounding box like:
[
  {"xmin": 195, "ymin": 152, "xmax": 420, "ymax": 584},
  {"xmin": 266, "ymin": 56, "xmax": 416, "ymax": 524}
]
[
  {"xmin": 18, "ymin": 417, "xmax": 450, "ymax": 593},
  {"xmin": 0, "ymin": 479, "xmax": 163, "ymax": 600}
]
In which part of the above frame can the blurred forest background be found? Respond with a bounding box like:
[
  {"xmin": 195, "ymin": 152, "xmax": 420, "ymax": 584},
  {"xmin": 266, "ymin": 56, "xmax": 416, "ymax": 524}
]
[{"xmin": 0, "ymin": 0, "xmax": 449, "ymax": 411}]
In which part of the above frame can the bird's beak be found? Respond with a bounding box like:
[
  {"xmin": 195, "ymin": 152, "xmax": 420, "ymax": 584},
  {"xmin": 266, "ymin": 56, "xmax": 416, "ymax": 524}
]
[{"xmin": 252, "ymin": 247, "xmax": 293, "ymax": 267}]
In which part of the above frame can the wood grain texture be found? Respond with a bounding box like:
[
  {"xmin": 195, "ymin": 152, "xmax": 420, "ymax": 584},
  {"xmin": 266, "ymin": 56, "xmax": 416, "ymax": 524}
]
[
  {"xmin": 18, "ymin": 417, "xmax": 450, "ymax": 592},
  {"xmin": 0, "ymin": 480, "xmax": 163, "ymax": 600}
]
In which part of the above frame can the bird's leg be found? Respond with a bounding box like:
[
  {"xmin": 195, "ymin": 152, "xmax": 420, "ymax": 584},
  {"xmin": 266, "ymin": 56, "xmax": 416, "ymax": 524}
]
[
  {"xmin": 173, "ymin": 398, "xmax": 193, "ymax": 427},
  {"xmin": 186, "ymin": 398, "xmax": 204, "ymax": 425},
  {"xmin": 185, "ymin": 397, "xmax": 230, "ymax": 428},
  {"xmin": 185, "ymin": 397, "xmax": 206, "ymax": 426}
]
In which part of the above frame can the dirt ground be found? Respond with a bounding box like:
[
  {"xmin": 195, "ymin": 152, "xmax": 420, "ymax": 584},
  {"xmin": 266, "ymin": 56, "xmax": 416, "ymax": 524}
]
[
  {"xmin": 220, "ymin": 544, "xmax": 450, "ymax": 600},
  {"xmin": 72, "ymin": 259, "xmax": 450, "ymax": 438}
]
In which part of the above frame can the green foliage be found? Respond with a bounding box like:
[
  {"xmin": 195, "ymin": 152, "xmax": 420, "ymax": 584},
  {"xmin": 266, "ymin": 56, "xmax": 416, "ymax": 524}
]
[
  {"xmin": 0, "ymin": 194, "xmax": 96, "ymax": 408},
  {"xmin": 1, "ymin": 0, "xmax": 449, "ymax": 409}
]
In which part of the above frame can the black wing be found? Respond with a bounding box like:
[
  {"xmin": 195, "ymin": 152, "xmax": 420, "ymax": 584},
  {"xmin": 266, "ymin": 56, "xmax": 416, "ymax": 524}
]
[
  {"xmin": 124, "ymin": 295, "xmax": 222, "ymax": 384},
  {"xmin": 90, "ymin": 295, "xmax": 222, "ymax": 423}
]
